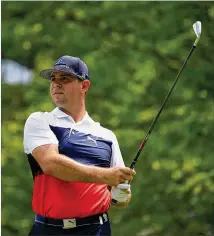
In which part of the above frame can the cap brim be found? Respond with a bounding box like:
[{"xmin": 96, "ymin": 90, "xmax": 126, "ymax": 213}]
[{"xmin": 40, "ymin": 66, "xmax": 84, "ymax": 80}]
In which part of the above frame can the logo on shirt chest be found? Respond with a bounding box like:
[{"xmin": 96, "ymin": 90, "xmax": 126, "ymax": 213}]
[{"xmin": 87, "ymin": 136, "xmax": 97, "ymax": 146}]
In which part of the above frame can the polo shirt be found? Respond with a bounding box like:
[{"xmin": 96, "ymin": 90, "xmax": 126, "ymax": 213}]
[{"xmin": 24, "ymin": 107, "xmax": 125, "ymax": 219}]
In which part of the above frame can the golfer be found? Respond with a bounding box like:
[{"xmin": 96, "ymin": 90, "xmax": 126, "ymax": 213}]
[{"xmin": 24, "ymin": 55, "xmax": 136, "ymax": 236}]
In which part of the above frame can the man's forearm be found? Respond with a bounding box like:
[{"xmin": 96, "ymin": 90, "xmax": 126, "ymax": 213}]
[{"xmin": 44, "ymin": 153, "xmax": 107, "ymax": 183}]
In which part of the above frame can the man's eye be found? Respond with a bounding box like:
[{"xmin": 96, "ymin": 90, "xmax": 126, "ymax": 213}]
[{"xmin": 62, "ymin": 76, "xmax": 69, "ymax": 80}]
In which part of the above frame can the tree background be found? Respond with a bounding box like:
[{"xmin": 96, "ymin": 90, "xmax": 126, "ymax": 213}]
[{"xmin": 2, "ymin": 2, "xmax": 214, "ymax": 236}]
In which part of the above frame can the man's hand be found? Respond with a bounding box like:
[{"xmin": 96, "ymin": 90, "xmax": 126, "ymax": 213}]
[
  {"xmin": 112, "ymin": 183, "xmax": 130, "ymax": 202},
  {"xmin": 102, "ymin": 167, "xmax": 136, "ymax": 186},
  {"xmin": 111, "ymin": 183, "xmax": 131, "ymax": 208}
]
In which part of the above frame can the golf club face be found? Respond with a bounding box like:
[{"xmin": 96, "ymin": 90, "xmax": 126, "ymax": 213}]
[{"xmin": 193, "ymin": 21, "xmax": 202, "ymax": 38}]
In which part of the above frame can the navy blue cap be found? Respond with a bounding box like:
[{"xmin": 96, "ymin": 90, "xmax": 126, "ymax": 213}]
[{"xmin": 40, "ymin": 55, "xmax": 89, "ymax": 80}]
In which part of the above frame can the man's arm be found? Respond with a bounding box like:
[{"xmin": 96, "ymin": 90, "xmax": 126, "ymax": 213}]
[{"xmin": 32, "ymin": 143, "xmax": 135, "ymax": 186}]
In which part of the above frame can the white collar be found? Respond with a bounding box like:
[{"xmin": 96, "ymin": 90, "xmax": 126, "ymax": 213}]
[{"xmin": 51, "ymin": 107, "xmax": 94, "ymax": 125}]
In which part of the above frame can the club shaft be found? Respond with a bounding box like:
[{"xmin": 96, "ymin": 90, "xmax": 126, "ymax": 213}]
[{"xmin": 130, "ymin": 44, "xmax": 196, "ymax": 169}]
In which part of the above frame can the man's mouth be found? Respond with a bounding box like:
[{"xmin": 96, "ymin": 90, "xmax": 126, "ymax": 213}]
[{"xmin": 53, "ymin": 92, "xmax": 63, "ymax": 95}]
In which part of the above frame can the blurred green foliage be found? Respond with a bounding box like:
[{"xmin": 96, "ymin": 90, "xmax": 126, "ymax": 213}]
[{"xmin": 2, "ymin": 2, "xmax": 214, "ymax": 236}]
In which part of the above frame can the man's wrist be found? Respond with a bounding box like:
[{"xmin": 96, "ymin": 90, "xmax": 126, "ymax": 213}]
[
  {"xmin": 111, "ymin": 193, "xmax": 131, "ymax": 208},
  {"xmin": 111, "ymin": 199, "xmax": 130, "ymax": 208}
]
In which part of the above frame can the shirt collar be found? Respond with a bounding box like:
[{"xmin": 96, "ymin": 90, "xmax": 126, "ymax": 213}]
[{"xmin": 51, "ymin": 107, "xmax": 93, "ymax": 125}]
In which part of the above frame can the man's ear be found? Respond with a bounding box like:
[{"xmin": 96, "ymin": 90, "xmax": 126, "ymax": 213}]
[{"xmin": 81, "ymin": 80, "xmax": 90, "ymax": 94}]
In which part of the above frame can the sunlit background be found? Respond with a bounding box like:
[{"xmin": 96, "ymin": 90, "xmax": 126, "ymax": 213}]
[{"xmin": 2, "ymin": 2, "xmax": 214, "ymax": 236}]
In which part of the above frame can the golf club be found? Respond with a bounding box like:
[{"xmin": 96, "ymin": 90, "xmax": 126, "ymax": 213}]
[{"xmin": 129, "ymin": 21, "xmax": 202, "ymax": 170}]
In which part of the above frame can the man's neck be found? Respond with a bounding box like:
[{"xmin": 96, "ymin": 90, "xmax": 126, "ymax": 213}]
[{"xmin": 59, "ymin": 106, "xmax": 86, "ymax": 123}]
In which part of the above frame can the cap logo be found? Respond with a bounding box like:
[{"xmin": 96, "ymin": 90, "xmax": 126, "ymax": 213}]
[
  {"xmin": 55, "ymin": 58, "xmax": 69, "ymax": 67},
  {"xmin": 56, "ymin": 58, "xmax": 64, "ymax": 64}
]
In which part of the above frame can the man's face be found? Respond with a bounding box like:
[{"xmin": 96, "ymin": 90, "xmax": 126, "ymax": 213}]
[{"xmin": 49, "ymin": 71, "xmax": 89, "ymax": 108}]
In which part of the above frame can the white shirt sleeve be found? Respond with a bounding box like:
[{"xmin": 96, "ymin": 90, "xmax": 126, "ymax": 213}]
[
  {"xmin": 110, "ymin": 133, "xmax": 125, "ymax": 167},
  {"xmin": 23, "ymin": 112, "xmax": 58, "ymax": 154}
]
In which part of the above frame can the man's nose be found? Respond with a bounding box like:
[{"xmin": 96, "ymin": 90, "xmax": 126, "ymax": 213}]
[{"xmin": 52, "ymin": 81, "xmax": 62, "ymax": 88}]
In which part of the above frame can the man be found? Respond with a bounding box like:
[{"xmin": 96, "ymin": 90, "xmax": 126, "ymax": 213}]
[{"xmin": 24, "ymin": 55, "xmax": 136, "ymax": 236}]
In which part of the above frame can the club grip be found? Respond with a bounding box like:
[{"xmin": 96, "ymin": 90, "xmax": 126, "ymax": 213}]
[{"xmin": 130, "ymin": 161, "xmax": 136, "ymax": 169}]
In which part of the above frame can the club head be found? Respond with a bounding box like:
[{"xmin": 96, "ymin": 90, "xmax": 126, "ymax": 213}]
[
  {"xmin": 193, "ymin": 21, "xmax": 202, "ymax": 38},
  {"xmin": 193, "ymin": 21, "xmax": 202, "ymax": 46}
]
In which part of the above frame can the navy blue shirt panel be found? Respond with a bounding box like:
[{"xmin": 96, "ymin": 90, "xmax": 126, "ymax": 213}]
[
  {"xmin": 27, "ymin": 153, "xmax": 43, "ymax": 179},
  {"xmin": 49, "ymin": 125, "xmax": 112, "ymax": 168}
]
